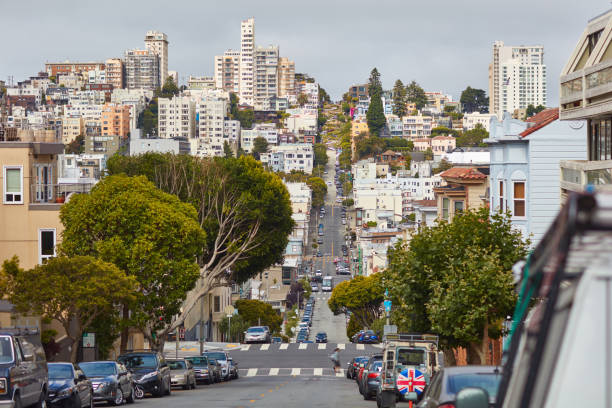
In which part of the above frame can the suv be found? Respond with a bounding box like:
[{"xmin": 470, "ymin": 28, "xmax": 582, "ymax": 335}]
[
  {"xmin": 118, "ymin": 350, "xmax": 171, "ymax": 398},
  {"xmin": 202, "ymin": 351, "xmax": 231, "ymax": 381},
  {"xmin": 0, "ymin": 328, "xmax": 48, "ymax": 408}
]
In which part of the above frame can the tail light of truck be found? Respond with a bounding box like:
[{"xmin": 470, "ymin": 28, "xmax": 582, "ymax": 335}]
[
  {"xmin": 367, "ymin": 372, "xmax": 379, "ymax": 379},
  {"xmin": 437, "ymin": 404, "xmax": 455, "ymax": 408}
]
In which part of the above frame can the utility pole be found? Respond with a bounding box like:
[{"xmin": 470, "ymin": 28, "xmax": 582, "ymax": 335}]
[{"xmin": 199, "ymin": 296, "xmax": 204, "ymax": 355}]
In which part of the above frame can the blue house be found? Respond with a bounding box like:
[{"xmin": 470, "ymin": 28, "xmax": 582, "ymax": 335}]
[{"xmin": 485, "ymin": 109, "xmax": 587, "ymax": 245}]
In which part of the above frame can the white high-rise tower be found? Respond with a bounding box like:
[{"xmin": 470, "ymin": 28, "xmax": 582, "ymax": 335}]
[
  {"xmin": 239, "ymin": 18, "xmax": 255, "ymax": 106},
  {"xmin": 145, "ymin": 30, "xmax": 169, "ymax": 86}
]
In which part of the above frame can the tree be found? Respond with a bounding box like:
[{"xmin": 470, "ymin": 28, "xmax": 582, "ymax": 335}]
[
  {"xmin": 65, "ymin": 135, "xmax": 84, "ymax": 154},
  {"xmin": 460, "ymin": 86, "xmax": 489, "ymax": 113},
  {"xmin": 430, "ymin": 127, "xmax": 459, "ymax": 137},
  {"xmin": 313, "ymin": 143, "xmax": 328, "ymax": 167},
  {"xmin": 433, "ymin": 159, "xmax": 453, "ymax": 174},
  {"xmin": 368, "ymin": 68, "xmax": 382, "ymax": 97},
  {"xmin": 385, "ymin": 137, "xmax": 411, "ymax": 149},
  {"xmin": 318, "ymin": 86, "xmax": 331, "ymax": 105},
  {"xmin": 424, "ymin": 147, "xmax": 433, "ymax": 160},
  {"xmin": 106, "ymin": 154, "xmax": 294, "ymax": 337},
  {"xmin": 6, "ymin": 256, "xmax": 137, "ymax": 362},
  {"xmin": 59, "ymin": 175, "xmax": 206, "ymax": 351},
  {"xmin": 235, "ymin": 299, "xmax": 283, "ymax": 334},
  {"xmin": 342, "ymin": 198, "xmax": 354, "ymax": 207},
  {"xmin": 347, "ymin": 314, "xmax": 362, "ymax": 339},
  {"xmin": 251, "ymin": 137, "xmax": 269, "ymax": 160},
  {"xmin": 158, "ymin": 77, "xmax": 180, "ymax": 98},
  {"xmin": 297, "ymin": 93, "xmax": 309, "ymax": 107},
  {"xmin": 406, "ymin": 81, "xmax": 427, "ymax": 110},
  {"xmin": 392, "ymin": 79, "xmax": 407, "ymax": 118},
  {"xmin": 219, "ymin": 314, "xmax": 250, "ymax": 342},
  {"xmin": 223, "ymin": 141, "xmax": 234, "ymax": 158},
  {"xmin": 385, "ymin": 208, "xmax": 529, "ymax": 363},
  {"xmin": 526, "ymin": 104, "xmax": 546, "ymax": 118},
  {"xmin": 328, "ymin": 274, "xmax": 385, "ymax": 329},
  {"xmin": 307, "ymin": 176, "xmax": 327, "ymax": 207},
  {"xmin": 229, "ymin": 93, "xmax": 254, "ymax": 129},
  {"xmin": 285, "ymin": 281, "xmax": 306, "ymax": 310},
  {"xmin": 456, "ymin": 124, "xmax": 489, "ymax": 147}
]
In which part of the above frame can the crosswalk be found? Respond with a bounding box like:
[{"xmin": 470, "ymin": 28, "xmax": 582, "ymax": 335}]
[
  {"xmin": 240, "ymin": 367, "xmax": 345, "ymax": 377},
  {"xmin": 235, "ymin": 343, "xmax": 381, "ymax": 352}
]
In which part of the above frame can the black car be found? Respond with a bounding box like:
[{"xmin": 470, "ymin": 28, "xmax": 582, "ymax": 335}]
[
  {"xmin": 315, "ymin": 332, "xmax": 327, "ymax": 343},
  {"xmin": 47, "ymin": 363, "xmax": 93, "ymax": 408},
  {"xmin": 0, "ymin": 328, "xmax": 48, "ymax": 408},
  {"xmin": 346, "ymin": 356, "xmax": 369, "ymax": 379},
  {"xmin": 118, "ymin": 350, "xmax": 171, "ymax": 398},
  {"xmin": 185, "ymin": 356, "xmax": 217, "ymax": 385},
  {"xmin": 79, "ymin": 361, "xmax": 134, "ymax": 405}
]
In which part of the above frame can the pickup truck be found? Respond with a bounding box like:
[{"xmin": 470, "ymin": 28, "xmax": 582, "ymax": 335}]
[{"xmin": 0, "ymin": 328, "xmax": 48, "ymax": 408}]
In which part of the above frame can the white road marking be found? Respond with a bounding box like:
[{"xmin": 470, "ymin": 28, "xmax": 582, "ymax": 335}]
[
  {"xmin": 246, "ymin": 368, "xmax": 258, "ymax": 377},
  {"xmin": 356, "ymin": 344, "xmax": 365, "ymax": 350},
  {"xmin": 269, "ymin": 368, "xmax": 279, "ymax": 376},
  {"xmin": 318, "ymin": 343, "xmax": 326, "ymax": 350},
  {"xmin": 313, "ymin": 368, "xmax": 323, "ymax": 376},
  {"xmin": 241, "ymin": 345, "xmax": 251, "ymax": 351},
  {"xmin": 260, "ymin": 344, "xmax": 269, "ymax": 351},
  {"xmin": 298, "ymin": 343, "xmax": 308, "ymax": 350},
  {"xmin": 336, "ymin": 369, "xmax": 344, "ymax": 377},
  {"xmin": 291, "ymin": 368, "xmax": 301, "ymax": 376},
  {"xmin": 337, "ymin": 343, "xmax": 345, "ymax": 350},
  {"xmin": 279, "ymin": 343, "xmax": 289, "ymax": 350}
]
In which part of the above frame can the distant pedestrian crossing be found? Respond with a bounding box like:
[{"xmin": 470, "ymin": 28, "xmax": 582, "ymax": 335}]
[
  {"xmin": 234, "ymin": 342, "xmax": 381, "ymax": 352},
  {"xmin": 240, "ymin": 367, "xmax": 345, "ymax": 377}
]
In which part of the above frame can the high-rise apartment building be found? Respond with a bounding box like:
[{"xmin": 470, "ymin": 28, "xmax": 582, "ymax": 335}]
[
  {"xmin": 194, "ymin": 96, "xmax": 229, "ymax": 157},
  {"xmin": 239, "ymin": 18, "xmax": 255, "ymax": 106},
  {"xmin": 214, "ymin": 50, "xmax": 241, "ymax": 93},
  {"xmin": 145, "ymin": 30, "xmax": 169, "ymax": 86},
  {"xmin": 124, "ymin": 49, "xmax": 160, "ymax": 91},
  {"xmin": 100, "ymin": 103, "xmax": 131, "ymax": 139},
  {"xmin": 105, "ymin": 58, "xmax": 124, "ymax": 89},
  {"xmin": 278, "ymin": 57, "xmax": 295, "ymax": 99},
  {"xmin": 158, "ymin": 96, "xmax": 196, "ymax": 139},
  {"xmin": 254, "ymin": 45, "xmax": 279, "ymax": 110},
  {"xmin": 489, "ymin": 41, "xmax": 547, "ymax": 118}
]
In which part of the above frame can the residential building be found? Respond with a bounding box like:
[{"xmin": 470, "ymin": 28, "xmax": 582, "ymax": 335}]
[
  {"xmin": 68, "ymin": 90, "xmax": 106, "ymax": 105},
  {"xmin": 296, "ymin": 81, "xmax": 319, "ymax": 109},
  {"xmin": 45, "ymin": 61, "xmax": 105, "ymax": 78},
  {"xmin": 182, "ymin": 284, "xmax": 232, "ymax": 342},
  {"xmin": 284, "ymin": 108, "xmax": 317, "ymax": 135},
  {"xmin": 354, "ymin": 185, "xmax": 404, "ymax": 227},
  {"xmin": 434, "ymin": 167, "xmax": 489, "ymax": 223},
  {"xmin": 57, "ymin": 154, "xmax": 105, "ymax": 182},
  {"xmin": 278, "ymin": 57, "xmax": 295, "ymax": 99},
  {"xmin": 402, "ymin": 114, "xmax": 433, "ymax": 139},
  {"xmin": 254, "ymin": 45, "xmax": 279, "ymax": 110},
  {"xmin": 214, "ymin": 50, "xmax": 241, "ymax": 93},
  {"xmin": 61, "ymin": 116, "xmax": 83, "ymax": 144},
  {"xmin": 489, "ymin": 41, "xmax": 547, "ymax": 119},
  {"xmin": 412, "ymin": 199, "xmax": 438, "ymax": 228},
  {"xmin": 124, "ymin": 49, "xmax": 160, "ymax": 91},
  {"xmin": 224, "ymin": 119, "xmax": 241, "ymax": 152},
  {"xmin": 84, "ymin": 83, "xmax": 113, "ymax": 101},
  {"xmin": 130, "ymin": 137, "xmax": 190, "ymax": 155},
  {"xmin": 105, "ymin": 58, "xmax": 124, "ymax": 89},
  {"xmin": 101, "ymin": 104, "xmax": 131, "ymax": 139},
  {"xmin": 425, "ymin": 92, "xmax": 453, "ymax": 113},
  {"xmin": 431, "ymin": 135, "xmax": 456, "ymax": 154},
  {"xmin": 463, "ymin": 112, "xmax": 497, "ymax": 132},
  {"xmin": 413, "ymin": 139, "xmax": 431, "ymax": 152},
  {"xmin": 157, "ymin": 96, "xmax": 196, "ymax": 140},
  {"xmin": 559, "ymin": 9, "xmax": 612, "ymax": 196},
  {"xmin": 188, "ymin": 76, "xmax": 216, "ymax": 90},
  {"xmin": 144, "ymin": 30, "xmax": 169, "ymax": 86},
  {"xmin": 443, "ymin": 149, "xmax": 491, "ymax": 166},
  {"xmin": 240, "ymin": 123, "xmax": 278, "ymax": 153},
  {"xmin": 87, "ymin": 69, "xmax": 106, "ymax": 84},
  {"xmin": 194, "ymin": 95, "xmax": 229, "ymax": 157},
  {"xmin": 239, "ymin": 18, "xmax": 255, "ymax": 106},
  {"xmin": 260, "ymin": 143, "xmax": 314, "ymax": 174},
  {"xmin": 110, "ymin": 88, "xmax": 151, "ymax": 131},
  {"xmin": 64, "ymin": 104, "xmax": 103, "ymax": 120},
  {"xmin": 486, "ymin": 109, "xmax": 587, "ymax": 244},
  {"xmin": 85, "ymin": 133, "xmax": 121, "ymax": 156},
  {"xmin": 349, "ymin": 84, "xmax": 369, "ymax": 100}
]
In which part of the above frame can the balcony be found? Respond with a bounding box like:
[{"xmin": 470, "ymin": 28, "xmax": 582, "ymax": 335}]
[
  {"xmin": 560, "ymin": 59, "xmax": 612, "ymax": 120},
  {"xmin": 560, "ymin": 159, "xmax": 612, "ymax": 193},
  {"xmin": 29, "ymin": 183, "xmax": 95, "ymax": 209}
]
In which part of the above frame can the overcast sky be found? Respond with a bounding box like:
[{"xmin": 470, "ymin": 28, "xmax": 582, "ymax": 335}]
[{"xmin": 1, "ymin": 0, "xmax": 608, "ymax": 104}]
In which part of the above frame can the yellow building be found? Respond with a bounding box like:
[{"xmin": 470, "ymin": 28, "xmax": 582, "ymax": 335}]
[
  {"xmin": 101, "ymin": 103, "xmax": 130, "ymax": 139},
  {"xmin": 351, "ymin": 119, "xmax": 369, "ymax": 159},
  {"xmin": 62, "ymin": 116, "xmax": 83, "ymax": 144},
  {"xmin": 434, "ymin": 167, "xmax": 489, "ymax": 223}
]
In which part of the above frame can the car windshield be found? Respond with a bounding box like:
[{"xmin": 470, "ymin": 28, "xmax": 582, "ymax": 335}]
[
  {"xmin": 49, "ymin": 364, "xmax": 74, "ymax": 380},
  {"xmin": 447, "ymin": 373, "xmax": 501, "ymax": 398},
  {"xmin": 168, "ymin": 361, "xmax": 186, "ymax": 370},
  {"xmin": 80, "ymin": 362, "xmax": 117, "ymax": 377},
  {"xmin": 397, "ymin": 349, "xmax": 426, "ymax": 366},
  {"xmin": 372, "ymin": 361, "xmax": 383, "ymax": 371},
  {"xmin": 247, "ymin": 327, "xmax": 265, "ymax": 333},
  {"xmin": 186, "ymin": 357, "xmax": 208, "ymax": 367},
  {"xmin": 118, "ymin": 354, "xmax": 157, "ymax": 369},
  {"xmin": 206, "ymin": 352, "xmax": 226, "ymax": 361},
  {"xmin": 0, "ymin": 336, "xmax": 13, "ymax": 363}
]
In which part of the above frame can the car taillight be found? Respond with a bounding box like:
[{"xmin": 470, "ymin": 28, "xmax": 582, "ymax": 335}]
[
  {"xmin": 353, "ymin": 363, "xmax": 358, "ymax": 367},
  {"xmin": 367, "ymin": 372, "xmax": 379, "ymax": 379},
  {"xmin": 438, "ymin": 404, "xmax": 455, "ymax": 408}
]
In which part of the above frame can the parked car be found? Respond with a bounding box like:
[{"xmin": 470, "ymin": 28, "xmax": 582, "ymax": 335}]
[
  {"xmin": 203, "ymin": 351, "xmax": 233, "ymax": 381},
  {"xmin": 315, "ymin": 269, "xmax": 322, "ymax": 276},
  {"xmin": 357, "ymin": 330, "xmax": 380, "ymax": 344},
  {"xmin": 118, "ymin": 350, "xmax": 171, "ymax": 398},
  {"xmin": 311, "ymin": 283, "xmax": 319, "ymax": 291},
  {"xmin": 360, "ymin": 359, "xmax": 383, "ymax": 400},
  {"xmin": 351, "ymin": 331, "xmax": 365, "ymax": 343},
  {"xmin": 270, "ymin": 337, "xmax": 282, "ymax": 344},
  {"xmin": 47, "ymin": 363, "xmax": 93, "ymax": 408},
  {"xmin": 227, "ymin": 358, "xmax": 239, "ymax": 380},
  {"xmin": 315, "ymin": 332, "xmax": 327, "ymax": 343},
  {"xmin": 167, "ymin": 359, "xmax": 196, "ymax": 390},
  {"xmin": 244, "ymin": 326, "xmax": 271, "ymax": 344},
  {"xmin": 356, "ymin": 357, "xmax": 370, "ymax": 385},
  {"xmin": 346, "ymin": 356, "xmax": 369, "ymax": 379},
  {"xmin": 416, "ymin": 366, "xmax": 502, "ymax": 408},
  {"xmin": 0, "ymin": 328, "xmax": 48, "ymax": 408},
  {"xmin": 79, "ymin": 361, "xmax": 134, "ymax": 406},
  {"xmin": 185, "ymin": 356, "xmax": 217, "ymax": 385}
]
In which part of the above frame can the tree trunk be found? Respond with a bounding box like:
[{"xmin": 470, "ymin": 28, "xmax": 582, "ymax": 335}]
[
  {"xmin": 467, "ymin": 322, "xmax": 490, "ymax": 365},
  {"xmin": 120, "ymin": 304, "xmax": 129, "ymax": 353},
  {"xmin": 442, "ymin": 349, "xmax": 456, "ymax": 367},
  {"xmin": 69, "ymin": 337, "xmax": 79, "ymax": 363}
]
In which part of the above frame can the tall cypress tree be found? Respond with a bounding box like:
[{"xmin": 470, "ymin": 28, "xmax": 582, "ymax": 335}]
[
  {"xmin": 367, "ymin": 93, "xmax": 386, "ymax": 136},
  {"xmin": 368, "ymin": 68, "xmax": 382, "ymax": 97},
  {"xmin": 392, "ymin": 79, "xmax": 407, "ymax": 118}
]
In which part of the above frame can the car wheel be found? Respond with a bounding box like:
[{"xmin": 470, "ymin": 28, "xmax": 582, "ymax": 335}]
[
  {"xmin": 87, "ymin": 392, "xmax": 94, "ymax": 408},
  {"xmin": 126, "ymin": 386, "xmax": 135, "ymax": 404},
  {"xmin": 165, "ymin": 379, "xmax": 171, "ymax": 395},
  {"xmin": 134, "ymin": 386, "xmax": 145, "ymax": 399},
  {"xmin": 113, "ymin": 388, "xmax": 124, "ymax": 406}
]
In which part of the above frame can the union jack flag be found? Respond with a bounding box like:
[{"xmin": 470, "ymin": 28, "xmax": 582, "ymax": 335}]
[{"xmin": 396, "ymin": 368, "xmax": 426, "ymax": 395}]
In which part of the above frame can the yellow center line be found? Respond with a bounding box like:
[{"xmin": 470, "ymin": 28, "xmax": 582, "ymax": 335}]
[
  {"xmin": 250, "ymin": 400, "xmax": 255, "ymax": 403},
  {"xmin": 268, "ymin": 389, "xmax": 274, "ymax": 392}
]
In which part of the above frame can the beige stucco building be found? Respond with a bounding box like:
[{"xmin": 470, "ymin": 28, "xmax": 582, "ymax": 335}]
[
  {"xmin": 434, "ymin": 167, "xmax": 489, "ymax": 223},
  {"xmin": 62, "ymin": 116, "xmax": 83, "ymax": 144}
]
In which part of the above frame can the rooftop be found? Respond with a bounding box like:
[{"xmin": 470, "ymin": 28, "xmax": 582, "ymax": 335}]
[
  {"xmin": 439, "ymin": 167, "xmax": 488, "ymax": 180},
  {"xmin": 520, "ymin": 108, "xmax": 559, "ymax": 138}
]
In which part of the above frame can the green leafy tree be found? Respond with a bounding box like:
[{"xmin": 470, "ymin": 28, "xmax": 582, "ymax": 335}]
[
  {"xmin": 342, "ymin": 198, "xmax": 354, "ymax": 207},
  {"xmin": 460, "ymin": 86, "xmax": 489, "ymax": 113},
  {"xmin": 158, "ymin": 77, "xmax": 180, "ymax": 98},
  {"xmin": 318, "ymin": 86, "xmax": 331, "ymax": 105},
  {"xmin": 298, "ymin": 278, "xmax": 312, "ymax": 299},
  {"xmin": 456, "ymin": 124, "xmax": 489, "ymax": 147},
  {"xmin": 430, "ymin": 127, "xmax": 459, "ymax": 137},
  {"xmin": 223, "ymin": 141, "xmax": 234, "ymax": 158},
  {"xmin": 368, "ymin": 68, "xmax": 383, "ymax": 97},
  {"xmin": 313, "ymin": 143, "xmax": 328, "ymax": 167},
  {"xmin": 219, "ymin": 314, "xmax": 250, "ymax": 342},
  {"xmin": 526, "ymin": 104, "xmax": 546, "ymax": 118},
  {"xmin": 424, "ymin": 147, "xmax": 433, "ymax": 160},
  {"xmin": 406, "ymin": 80, "xmax": 427, "ymax": 110},
  {"xmin": 6, "ymin": 256, "xmax": 137, "ymax": 362},
  {"xmin": 106, "ymin": 154, "xmax": 294, "ymax": 334},
  {"xmin": 346, "ymin": 314, "xmax": 362, "ymax": 339},
  {"xmin": 355, "ymin": 134, "xmax": 386, "ymax": 159},
  {"xmin": 235, "ymin": 299, "xmax": 283, "ymax": 334},
  {"xmin": 328, "ymin": 274, "xmax": 385, "ymax": 328},
  {"xmin": 307, "ymin": 176, "xmax": 327, "ymax": 207},
  {"xmin": 65, "ymin": 135, "xmax": 84, "ymax": 154},
  {"xmin": 252, "ymin": 137, "xmax": 269, "ymax": 160},
  {"xmin": 367, "ymin": 93, "xmax": 386, "ymax": 136},
  {"xmin": 433, "ymin": 159, "xmax": 453, "ymax": 174},
  {"xmin": 342, "ymin": 181, "xmax": 352, "ymax": 193},
  {"xmin": 297, "ymin": 93, "xmax": 309, "ymax": 107},
  {"xmin": 385, "ymin": 137, "xmax": 411, "ymax": 149},
  {"xmin": 392, "ymin": 79, "xmax": 407, "ymax": 118}
]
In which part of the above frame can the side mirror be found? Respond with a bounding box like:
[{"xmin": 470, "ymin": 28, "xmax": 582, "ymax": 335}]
[
  {"xmin": 455, "ymin": 387, "xmax": 490, "ymax": 408},
  {"xmin": 405, "ymin": 392, "xmax": 418, "ymax": 402}
]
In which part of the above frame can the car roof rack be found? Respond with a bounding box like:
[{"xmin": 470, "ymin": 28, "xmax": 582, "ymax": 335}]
[{"xmin": 383, "ymin": 333, "xmax": 439, "ymax": 346}]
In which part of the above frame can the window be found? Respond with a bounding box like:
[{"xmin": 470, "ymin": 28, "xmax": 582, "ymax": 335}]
[
  {"xmin": 499, "ymin": 180, "xmax": 505, "ymax": 212},
  {"xmin": 4, "ymin": 166, "xmax": 23, "ymax": 204},
  {"xmin": 513, "ymin": 182, "xmax": 526, "ymax": 217},
  {"xmin": 213, "ymin": 296, "xmax": 221, "ymax": 313},
  {"xmin": 39, "ymin": 229, "xmax": 56, "ymax": 264},
  {"xmin": 442, "ymin": 198, "xmax": 449, "ymax": 220},
  {"xmin": 454, "ymin": 201, "xmax": 464, "ymax": 214}
]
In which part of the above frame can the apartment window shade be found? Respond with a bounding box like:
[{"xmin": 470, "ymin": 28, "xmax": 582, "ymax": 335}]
[
  {"xmin": 6, "ymin": 169, "xmax": 20, "ymax": 192},
  {"xmin": 514, "ymin": 182, "xmax": 526, "ymax": 217}
]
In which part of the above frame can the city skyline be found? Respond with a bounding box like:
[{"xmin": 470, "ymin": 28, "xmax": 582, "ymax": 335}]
[{"xmin": 1, "ymin": 0, "xmax": 608, "ymax": 104}]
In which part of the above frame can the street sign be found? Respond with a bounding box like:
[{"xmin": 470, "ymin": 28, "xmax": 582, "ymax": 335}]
[
  {"xmin": 224, "ymin": 305, "xmax": 235, "ymax": 315},
  {"xmin": 384, "ymin": 300, "xmax": 392, "ymax": 313},
  {"xmin": 82, "ymin": 332, "xmax": 95, "ymax": 348},
  {"xmin": 383, "ymin": 325, "xmax": 397, "ymax": 335}
]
